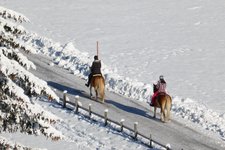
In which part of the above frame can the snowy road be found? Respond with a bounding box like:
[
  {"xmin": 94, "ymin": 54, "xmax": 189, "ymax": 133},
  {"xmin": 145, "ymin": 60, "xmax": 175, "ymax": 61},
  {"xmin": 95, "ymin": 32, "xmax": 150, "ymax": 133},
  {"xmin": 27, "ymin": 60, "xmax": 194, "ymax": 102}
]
[{"xmin": 28, "ymin": 53, "xmax": 223, "ymax": 150}]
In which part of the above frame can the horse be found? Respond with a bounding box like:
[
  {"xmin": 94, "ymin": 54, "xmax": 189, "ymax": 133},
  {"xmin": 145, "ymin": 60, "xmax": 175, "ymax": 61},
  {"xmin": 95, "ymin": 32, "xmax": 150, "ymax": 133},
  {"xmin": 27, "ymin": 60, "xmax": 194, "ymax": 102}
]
[
  {"xmin": 152, "ymin": 84, "xmax": 172, "ymax": 123},
  {"xmin": 90, "ymin": 74, "xmax": 105, "ymax": 103}
]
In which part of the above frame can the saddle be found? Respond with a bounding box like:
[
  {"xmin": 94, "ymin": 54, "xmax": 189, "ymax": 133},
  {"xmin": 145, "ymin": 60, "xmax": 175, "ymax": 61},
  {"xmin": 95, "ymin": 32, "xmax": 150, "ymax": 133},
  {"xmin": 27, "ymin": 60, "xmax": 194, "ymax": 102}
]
[
  {"xmin": 93, "ymin": 74, "xmax": 102, "ymax": 77},
  {"xmin": 157, "ymin": 92, "xmax": 167, "ymax": 96},
  {"xmin": 156, "ymin": 92, "xmax": 172, "ymax": 101}
]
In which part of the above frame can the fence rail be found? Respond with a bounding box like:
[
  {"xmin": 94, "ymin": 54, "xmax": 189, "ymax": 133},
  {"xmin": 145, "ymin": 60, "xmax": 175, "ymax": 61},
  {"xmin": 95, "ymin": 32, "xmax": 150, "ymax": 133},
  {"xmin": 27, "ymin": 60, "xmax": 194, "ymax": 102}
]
[{"xmin": 61, "ymin": 91, "xmax": 171, "ymax": 150}]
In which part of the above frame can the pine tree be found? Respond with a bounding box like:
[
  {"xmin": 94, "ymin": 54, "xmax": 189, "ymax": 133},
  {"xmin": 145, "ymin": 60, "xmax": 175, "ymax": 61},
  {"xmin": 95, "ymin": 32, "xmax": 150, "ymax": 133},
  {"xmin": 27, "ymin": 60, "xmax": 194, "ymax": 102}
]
[{"xmin": 0, "ymin": 6, "xmax": 63, "ymax": 148}]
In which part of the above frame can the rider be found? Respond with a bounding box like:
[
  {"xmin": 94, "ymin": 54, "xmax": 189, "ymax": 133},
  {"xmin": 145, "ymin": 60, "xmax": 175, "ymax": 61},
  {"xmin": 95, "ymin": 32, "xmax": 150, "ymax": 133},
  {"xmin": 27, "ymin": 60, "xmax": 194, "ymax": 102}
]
[
  {"xmin": 85, "ymin": 55, "xmax": 102, "ymax": 87},
  {"xmin": 150, "ymin": 75, "xmax": 167, "ymax": 106}
]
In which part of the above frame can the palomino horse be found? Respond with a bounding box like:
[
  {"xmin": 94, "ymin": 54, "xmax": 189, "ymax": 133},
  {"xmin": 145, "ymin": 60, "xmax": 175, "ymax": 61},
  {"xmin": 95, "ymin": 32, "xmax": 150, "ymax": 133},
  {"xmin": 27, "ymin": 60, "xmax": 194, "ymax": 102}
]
[
  {"xmin": 152, "ymin": 84, "xmax": 172, "ymax": 122},
  {"xmin": 90, "ymin": 74, "xmax": 105, "ymax": 103}
]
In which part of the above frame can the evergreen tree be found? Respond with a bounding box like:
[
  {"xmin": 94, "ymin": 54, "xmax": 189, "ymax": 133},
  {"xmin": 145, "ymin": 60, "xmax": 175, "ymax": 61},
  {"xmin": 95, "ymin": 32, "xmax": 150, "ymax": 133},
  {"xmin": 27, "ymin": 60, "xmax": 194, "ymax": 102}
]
[{"xmin": 0, "ymin": 6, "xmax": 63, "ymax": 148}]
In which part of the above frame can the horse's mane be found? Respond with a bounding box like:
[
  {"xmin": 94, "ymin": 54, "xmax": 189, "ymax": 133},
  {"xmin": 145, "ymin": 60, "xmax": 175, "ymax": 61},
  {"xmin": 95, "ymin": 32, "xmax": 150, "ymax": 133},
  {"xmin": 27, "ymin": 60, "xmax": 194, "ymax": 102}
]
[{"xmin": 153, "ymin": 84, "xmax": 157, "ymax": 93}]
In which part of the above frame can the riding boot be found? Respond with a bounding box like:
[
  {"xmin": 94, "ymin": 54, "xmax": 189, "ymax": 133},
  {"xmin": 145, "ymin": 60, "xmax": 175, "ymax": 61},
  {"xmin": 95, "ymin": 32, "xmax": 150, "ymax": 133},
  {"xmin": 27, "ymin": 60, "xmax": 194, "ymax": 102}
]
[
  {"xmin": 150, "ymin": 102, "xmax": 154, "ymax": 106},
  {"xmin": 85, "ymin": 79, "xmax": 90, "ymax": 87},
  {"xmin": 85, "ymin": 74, "xmax": 92, "ymax": 87},
  {"xmin": 85, "ymin": 83, "xmax": 89, "ymax": 87}
]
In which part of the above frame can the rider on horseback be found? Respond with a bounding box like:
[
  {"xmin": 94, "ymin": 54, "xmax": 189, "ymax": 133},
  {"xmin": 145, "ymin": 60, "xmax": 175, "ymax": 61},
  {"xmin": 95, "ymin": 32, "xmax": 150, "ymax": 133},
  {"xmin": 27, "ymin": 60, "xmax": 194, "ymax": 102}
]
[
  {"xmin": 85, "ymin": 55, "xmax": 102, "ymax": 87},
  {"xmin": 150, "ymin": 75, "xmax": 167, "ymax": 106}
]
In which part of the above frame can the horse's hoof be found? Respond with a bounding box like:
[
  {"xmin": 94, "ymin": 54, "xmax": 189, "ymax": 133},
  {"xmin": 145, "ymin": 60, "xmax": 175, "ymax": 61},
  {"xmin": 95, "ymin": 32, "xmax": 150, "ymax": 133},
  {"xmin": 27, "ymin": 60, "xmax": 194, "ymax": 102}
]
[
  {"xmin": 166, "ymin": 119, "xmax": 171, "ymax": 123},
  {"xmin": 161, "ymin": 119, "xmax": 166, "ymax": 123},
  {"xmin": 164, "ymin": 119, "xmax": 171, "ymax": 123}
]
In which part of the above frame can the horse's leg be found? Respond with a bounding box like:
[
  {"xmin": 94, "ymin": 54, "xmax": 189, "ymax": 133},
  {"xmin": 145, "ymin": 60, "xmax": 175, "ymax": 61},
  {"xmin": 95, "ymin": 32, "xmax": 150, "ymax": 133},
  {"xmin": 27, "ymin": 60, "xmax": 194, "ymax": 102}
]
[
  {"xmin": 95, "ymin": 89, "xmax": 98, "ymax": 101},
  {"xmin": 90, "ymin": 86, "xmax": 92, "ymax": 97},
  {"xmin": 160, "ymin": 107, "xmax": 163, "ymax": 122},
  {"xmin": 100, "ymin": 91, "xmax": 104, "ymax": 103},
  {"xmin": 153, "ymin": 107, "xmax": 157, "ymax": 118},
  {"xmin": 166, "ymin": 97, "xmax": 172, "ymax": 121},
  {"xmin": 160, "ymin": 99, "xmax": 166, "ymax": 122},
  {"xmin": 167, "ymin": 106, "xmax": 170, "ymax": 122},
  {"xmin": 100, "ymin": 82, "xmax": 105, "ymax": 103}
]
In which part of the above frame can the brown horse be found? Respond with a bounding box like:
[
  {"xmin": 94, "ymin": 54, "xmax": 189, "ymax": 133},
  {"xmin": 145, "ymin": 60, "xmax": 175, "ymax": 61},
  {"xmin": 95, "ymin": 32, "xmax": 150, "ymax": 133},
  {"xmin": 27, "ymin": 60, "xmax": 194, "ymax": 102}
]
[
  {"xmin": 152, "ymin": 84, "xmax": 172, "ymax": 123},
  {"xmin": 90, "ymin": 74, "xmax": 105, "ymax": 103}
]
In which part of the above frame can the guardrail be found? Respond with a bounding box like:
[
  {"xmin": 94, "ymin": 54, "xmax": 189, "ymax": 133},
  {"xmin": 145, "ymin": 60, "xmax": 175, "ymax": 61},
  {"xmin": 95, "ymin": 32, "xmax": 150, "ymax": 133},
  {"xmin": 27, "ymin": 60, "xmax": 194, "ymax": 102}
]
[{"xmin": 61, "ymin": 91, "xmax": 172, "ymax": 150}]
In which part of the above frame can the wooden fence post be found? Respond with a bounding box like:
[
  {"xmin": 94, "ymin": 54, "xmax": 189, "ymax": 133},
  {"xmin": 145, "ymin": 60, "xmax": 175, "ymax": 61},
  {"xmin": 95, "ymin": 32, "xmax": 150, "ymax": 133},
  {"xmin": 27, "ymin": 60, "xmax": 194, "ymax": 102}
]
[
  {"xmin": 120, "ymin": 119, "xmax": 125, "ymax": 132},
  {"xmin": 104, "ymin": 109, "xmax": 108, "ymax": 126},
  {"xmin": 166, "ymin": 145, "xmax": 171, "ymax": 150},
  {"xmin": 149, "ymin": 134, "xmax": 152, "ymax": 148},
  {"xmin": 75, "ymin": 95, "xmax": 79, "ymax": 113},
  {"xmin": 59, "ymin": 93, "xmax": 172, "ymax": 149},
  {"xmin": 63, "ymin": 90, "xmax": 67, "ymax": 108},
  {"xmin": 134, "ymin": 122, "xmax": 138, "ymax": 140},
  {"xmin": 88, "ymin": 104, "xmax": 92, "ymax": 118}
]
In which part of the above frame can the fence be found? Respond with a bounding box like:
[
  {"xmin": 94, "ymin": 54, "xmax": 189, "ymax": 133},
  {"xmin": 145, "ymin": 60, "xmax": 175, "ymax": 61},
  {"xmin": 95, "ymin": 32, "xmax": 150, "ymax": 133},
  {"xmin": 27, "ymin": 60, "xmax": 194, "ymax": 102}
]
[{"xmin": 61, "ymin": 91, "xmax": 172, "ymax": 150}]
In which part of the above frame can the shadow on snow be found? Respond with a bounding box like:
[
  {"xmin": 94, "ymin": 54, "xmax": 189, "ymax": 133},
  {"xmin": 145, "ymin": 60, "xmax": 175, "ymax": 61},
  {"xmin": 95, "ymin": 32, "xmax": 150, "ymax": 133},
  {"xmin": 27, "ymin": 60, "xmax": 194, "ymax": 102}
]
[
  {"xmin": 47, "ymin": 81, "xmax": 159, "ymax": 121},
  {"xmin": 106, "ymin": 100, "xmax": 150, "ymax": 118},
  {"xmin": 47, "ymin": 81, "xmax": 90, "ymax": 99}
]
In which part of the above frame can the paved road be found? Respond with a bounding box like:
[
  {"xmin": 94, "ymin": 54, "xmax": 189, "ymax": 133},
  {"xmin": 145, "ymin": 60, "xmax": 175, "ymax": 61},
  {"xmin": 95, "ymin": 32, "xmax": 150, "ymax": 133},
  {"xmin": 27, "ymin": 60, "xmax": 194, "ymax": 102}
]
[{"xmin": 28, "ymin": 53, "xmax": 223, "ymax": 150}]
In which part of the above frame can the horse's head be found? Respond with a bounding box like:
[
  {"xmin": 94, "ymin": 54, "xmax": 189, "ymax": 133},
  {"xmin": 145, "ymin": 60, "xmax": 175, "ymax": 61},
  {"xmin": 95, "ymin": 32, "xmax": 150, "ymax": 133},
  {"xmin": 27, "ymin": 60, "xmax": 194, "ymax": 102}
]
[{"xmin": 153, "ymin": 84, "xmax": 158, "ymax": 93}]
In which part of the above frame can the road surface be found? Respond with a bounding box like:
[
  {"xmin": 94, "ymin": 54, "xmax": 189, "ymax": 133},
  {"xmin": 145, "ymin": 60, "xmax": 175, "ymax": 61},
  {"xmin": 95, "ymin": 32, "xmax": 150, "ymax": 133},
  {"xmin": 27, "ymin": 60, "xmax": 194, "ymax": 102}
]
[{"xmin": 28, "ymin": 53, "xmax": 223, "ymax": 150}]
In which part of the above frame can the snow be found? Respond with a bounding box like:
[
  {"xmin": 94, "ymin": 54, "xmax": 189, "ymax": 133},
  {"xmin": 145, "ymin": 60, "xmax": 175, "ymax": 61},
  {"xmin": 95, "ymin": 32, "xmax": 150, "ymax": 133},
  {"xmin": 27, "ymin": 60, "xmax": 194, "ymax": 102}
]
[
  {"xmin": 1, "ymin": 0, "xmax": 225, "ymax": 149},
  {"xmin": 2, "ymin": 97, "xmax": 160, "ymax": 150},
  {"xmin": 19, "ymin": 31, "xmax": 225, "ymax": 144},
  {"xmin": 16, "ymin": 52, "xmax": 36, "ymax": 70},
  {"xmin": 0, "ymin": 6, "xmax": 29, "ymax": 22},
  {"xmin": 0, "ymin": 18, "xmax": 26, "ymax": 34},
  {"xmin": 7, "ymin": 0, "xmax": 225, "ymax": 113},
  {"xmin": 0, "ymin": 136, "xmax": 45, "ymax": 150},
  {"xmin": 0, "ymin": 49, "xmax": 59, "ymax": 101}
]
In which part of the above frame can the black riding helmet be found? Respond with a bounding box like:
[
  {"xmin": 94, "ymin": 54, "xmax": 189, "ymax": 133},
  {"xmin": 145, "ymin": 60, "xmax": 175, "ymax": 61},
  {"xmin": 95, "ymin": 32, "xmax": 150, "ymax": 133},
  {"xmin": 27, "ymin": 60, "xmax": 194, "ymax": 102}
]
[
  {"xmin": 159, "ymin": 75, "xmax": 166, "ymax": 83},
  {"xmin": 94, "ymin": 55, "xmax": 98, "ymax": 60},
  {"xmin": 159, "ymin": 75, "xmax": 164, "ymax": 80}
]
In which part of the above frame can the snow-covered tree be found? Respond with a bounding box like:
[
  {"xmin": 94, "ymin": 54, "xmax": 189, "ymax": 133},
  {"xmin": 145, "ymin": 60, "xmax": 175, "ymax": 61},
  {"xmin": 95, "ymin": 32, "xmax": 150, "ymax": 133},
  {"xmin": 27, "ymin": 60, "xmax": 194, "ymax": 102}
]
[{"xmin": 0, "ymin": 6, "xmax": 64, "ymax": 148}]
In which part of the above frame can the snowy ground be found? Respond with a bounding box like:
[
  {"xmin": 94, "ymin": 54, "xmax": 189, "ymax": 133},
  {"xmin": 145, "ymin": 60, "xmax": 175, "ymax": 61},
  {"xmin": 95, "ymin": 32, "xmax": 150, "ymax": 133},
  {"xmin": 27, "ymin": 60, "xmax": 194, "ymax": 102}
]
[
  {"xmin": 1, "ymin": 0, "xmax": 225, "ymax": 149},
  {"xmin": 2, "ymin": 97, "xmax": 157, "ymax": 150},
  {"xmin": 2, "ymin": 52, "xmax": 222, "ymax": 150},
  {"xmin": 2, "ymin": 0, "xmax": 225, "ymax": 113}
]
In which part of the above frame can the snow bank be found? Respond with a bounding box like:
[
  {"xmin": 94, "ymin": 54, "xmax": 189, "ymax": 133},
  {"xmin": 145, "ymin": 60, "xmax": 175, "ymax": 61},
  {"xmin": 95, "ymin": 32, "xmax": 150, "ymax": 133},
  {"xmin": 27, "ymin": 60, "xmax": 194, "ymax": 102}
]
[
  {"xmin": 0, "ymin": 136, "xmax": 45, "ymax": 150},
  {"xmin": 173, "ymin": 96, "xmax": 225, "ymax": 141},
  {"xmin": 22, "ymin": 32, "xmax": 225, "ymax": 142}
]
